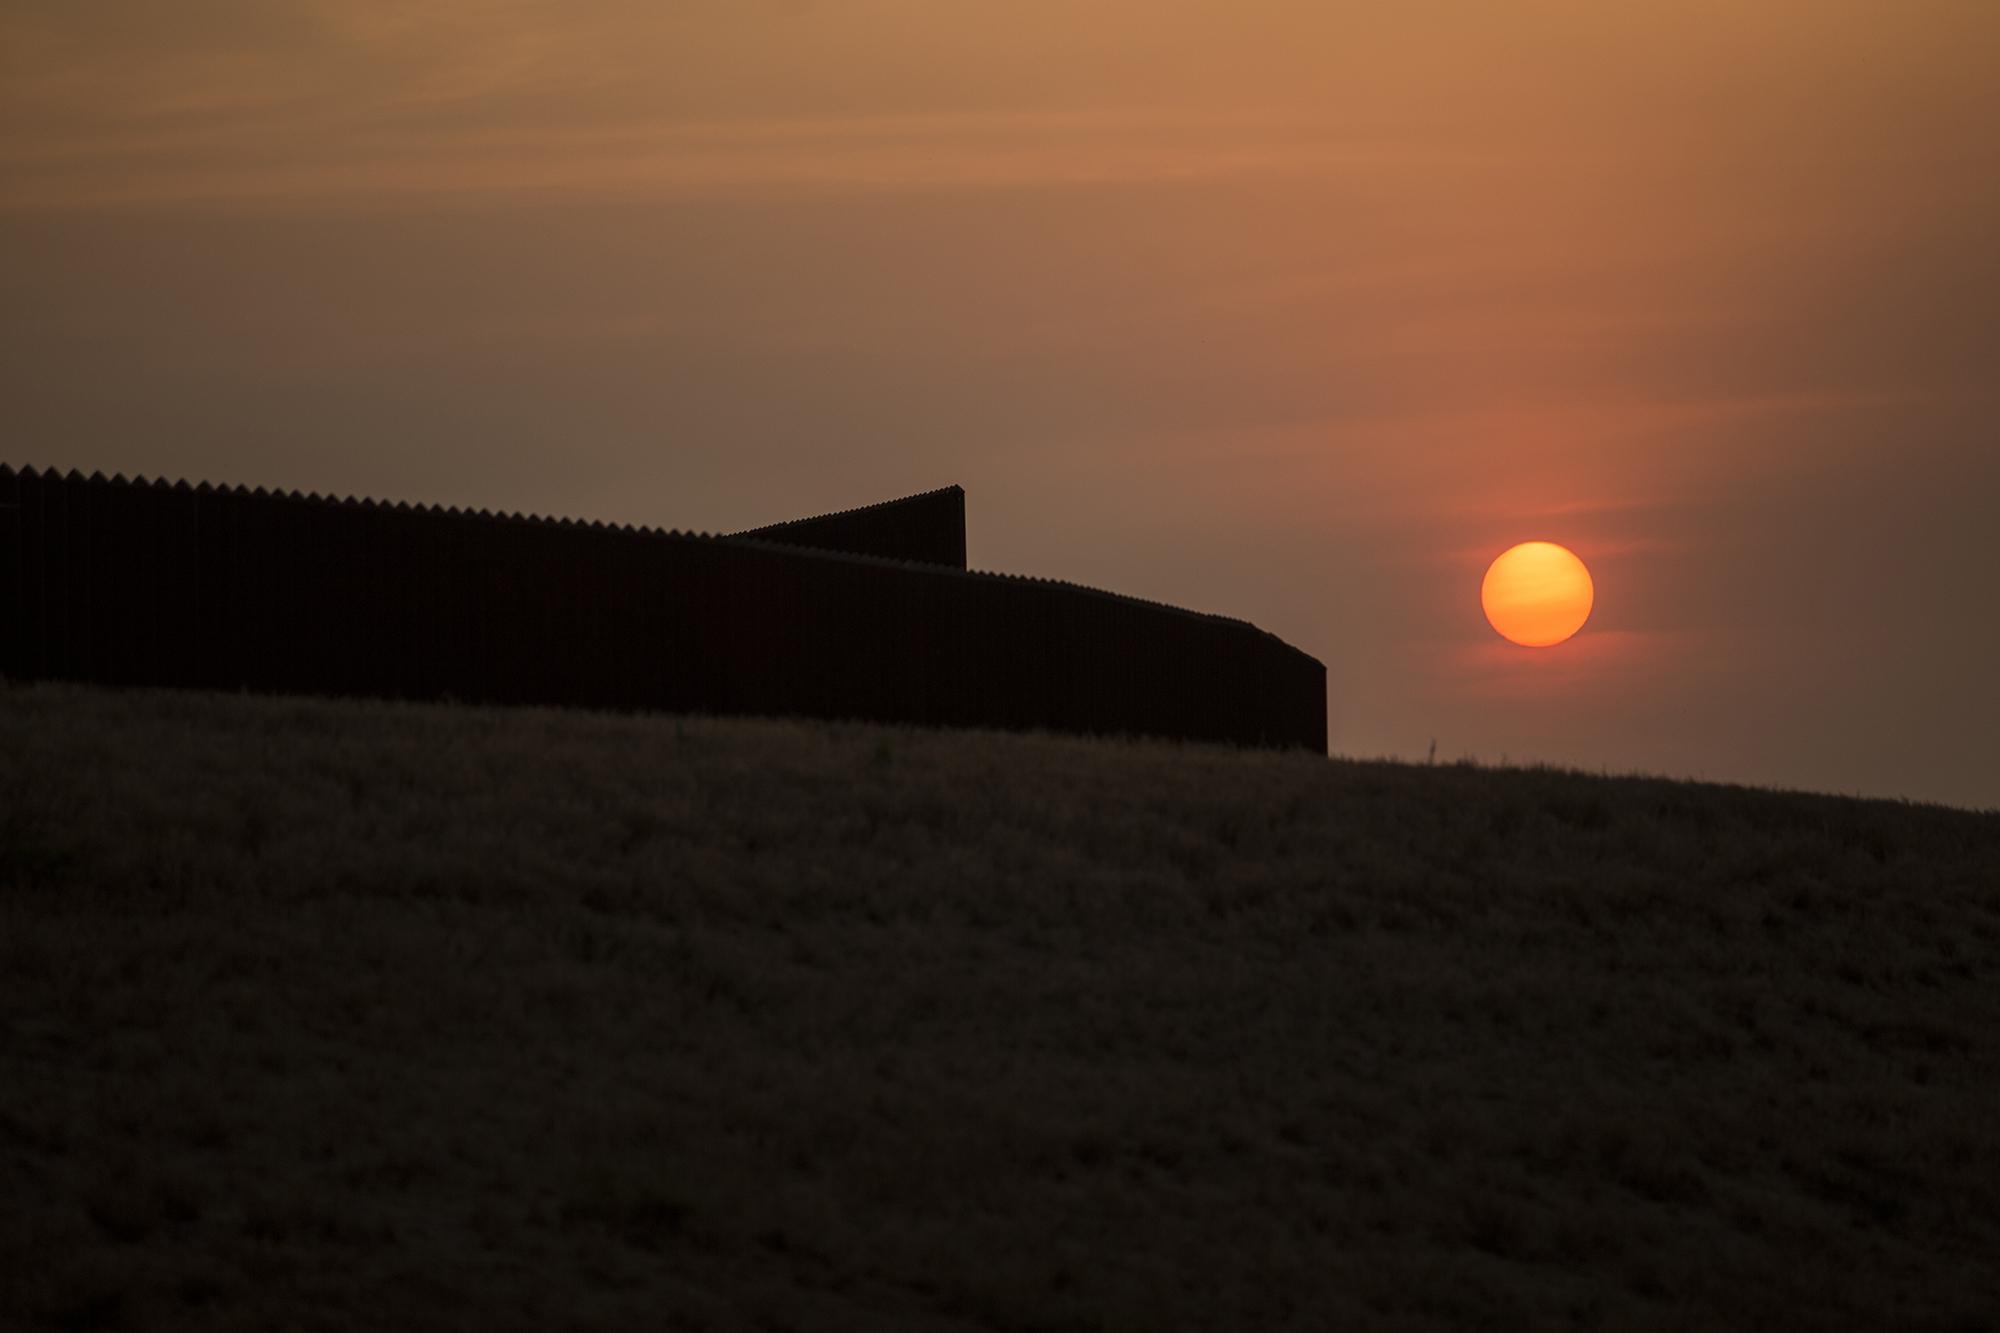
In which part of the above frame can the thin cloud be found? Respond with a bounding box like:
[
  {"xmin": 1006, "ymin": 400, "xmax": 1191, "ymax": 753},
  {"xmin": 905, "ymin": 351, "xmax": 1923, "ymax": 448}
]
[{"xmin": 0, "ymin": 108, "xmax": 1480, "ymax": 211}]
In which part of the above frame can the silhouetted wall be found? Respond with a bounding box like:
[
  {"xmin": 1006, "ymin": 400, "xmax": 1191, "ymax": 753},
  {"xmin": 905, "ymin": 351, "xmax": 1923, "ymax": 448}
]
[
  {"xmin": 0, "ymin": 466, "xmax": 1326, "ymax": 751},
  {"xmin": 733, "ymin": 485, "xmax": 967, "ymax": 568}
]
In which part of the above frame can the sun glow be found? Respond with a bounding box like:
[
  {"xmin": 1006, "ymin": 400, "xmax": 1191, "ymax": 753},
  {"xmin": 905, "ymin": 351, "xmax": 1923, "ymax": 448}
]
[{"xmin": 1481, "ymin": 542, "xmax": 1594, "ymax": 648}]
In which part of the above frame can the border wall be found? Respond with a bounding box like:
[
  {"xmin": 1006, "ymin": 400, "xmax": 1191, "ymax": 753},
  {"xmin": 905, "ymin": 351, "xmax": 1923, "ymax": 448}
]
[{"xmin": 0, "ymin": 466, "xmax": 1326, "ymax": 751}]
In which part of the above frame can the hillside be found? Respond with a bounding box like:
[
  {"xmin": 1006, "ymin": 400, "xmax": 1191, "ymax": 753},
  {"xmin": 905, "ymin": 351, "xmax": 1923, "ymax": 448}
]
[{"xmin": 3, "ymin": 684, "xmax": 1997, "ymax": 1331}]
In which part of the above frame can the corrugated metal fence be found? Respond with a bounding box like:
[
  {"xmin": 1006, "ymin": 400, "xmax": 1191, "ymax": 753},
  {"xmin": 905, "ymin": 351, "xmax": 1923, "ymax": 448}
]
[{"xmin": 0, "ymin": 466, "xmax": 1326, "ymax": 750}]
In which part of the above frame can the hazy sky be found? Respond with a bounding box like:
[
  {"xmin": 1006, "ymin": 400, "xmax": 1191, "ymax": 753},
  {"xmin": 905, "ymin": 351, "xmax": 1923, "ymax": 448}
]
[{"xmin": 5, "ymin": 1, "xmax": 1996, "ymax": 808}]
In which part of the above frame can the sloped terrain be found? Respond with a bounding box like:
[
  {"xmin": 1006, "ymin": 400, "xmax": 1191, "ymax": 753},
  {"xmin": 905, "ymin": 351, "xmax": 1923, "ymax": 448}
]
[{"xmin": 3, "ymin": 684, "xmax": 1997, "ymax": 1330}]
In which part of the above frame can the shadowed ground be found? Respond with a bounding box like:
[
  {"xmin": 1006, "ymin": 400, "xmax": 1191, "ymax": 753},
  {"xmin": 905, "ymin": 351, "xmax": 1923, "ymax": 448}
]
[{"xmin": 3, "ymin": 684, "xmax": 1997, "ymax": 1330}]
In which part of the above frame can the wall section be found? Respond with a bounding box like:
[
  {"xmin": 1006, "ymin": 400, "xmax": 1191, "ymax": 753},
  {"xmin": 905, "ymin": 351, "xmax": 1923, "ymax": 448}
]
[{"xmin": 0, "ymin": 466, "xmax": 1325, "ymax": 751}]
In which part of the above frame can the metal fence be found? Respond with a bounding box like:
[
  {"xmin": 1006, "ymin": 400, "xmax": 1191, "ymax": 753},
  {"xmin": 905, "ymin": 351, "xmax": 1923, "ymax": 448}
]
[{"xmin": 0, "ymin": 466, "xmax": 1326, "ymax": 750}]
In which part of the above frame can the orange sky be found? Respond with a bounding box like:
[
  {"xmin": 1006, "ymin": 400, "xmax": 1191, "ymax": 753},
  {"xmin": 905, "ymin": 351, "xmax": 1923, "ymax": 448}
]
[{"xmin": 5, "ymin": 1, "xmax": 1996, "ymax": 807}]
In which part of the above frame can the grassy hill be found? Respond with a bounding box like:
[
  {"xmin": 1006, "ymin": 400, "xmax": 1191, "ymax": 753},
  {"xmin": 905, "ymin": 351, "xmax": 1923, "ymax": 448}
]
[{"xmin": 3, "ymin": 684, "xmax": 1997, "ymax": 1331}]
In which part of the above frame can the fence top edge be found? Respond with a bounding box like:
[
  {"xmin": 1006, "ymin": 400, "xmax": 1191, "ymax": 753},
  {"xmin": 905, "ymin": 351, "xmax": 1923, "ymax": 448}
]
[
  {"xmin": 0, "ymin": 463, "xmax": 1323, "ymax": 668},
  {"xmin": 732, "ymin": 483, "xmax": 964, "ymax": 539},
  {"xmin": 715, "ymin": 531, "xmax": 1322, "ymax": 656}
]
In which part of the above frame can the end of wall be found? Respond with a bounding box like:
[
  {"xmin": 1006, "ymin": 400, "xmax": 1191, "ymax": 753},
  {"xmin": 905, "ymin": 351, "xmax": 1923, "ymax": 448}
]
[{"xmin": 731, "ymin": 485, "xmax": 966, "ymax": 569}]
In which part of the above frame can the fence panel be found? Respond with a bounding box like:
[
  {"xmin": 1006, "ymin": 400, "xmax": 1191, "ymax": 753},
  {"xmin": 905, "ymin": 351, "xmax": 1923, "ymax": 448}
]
[
  {"xmin": 466, "ymin": 511, "xmax": 508, "ymax": 705},
  {"xmin": 222, "ymin": 486, "xmax": 259, "ymax": 691},
  {"xmin": 191, "ymin": 484, "xmax": 224, "ymax": 690},
  {"xmin": 405, "ymin": 503, "xmax": 441, "ymax": 702},
  {"xmin": 0, "ymin": 465, "xmax": 18, "ymax": 679},
  {"xmin": 205, "ymin": 486, "xmax": 243, "ymax": 689},
  {"xmin": 236, "ymin": 487, "xmax": 272, "ymax": 692},
  {"xmin": 325, "ymin": 493, "xmax": 365, "ymax": 698},
  {"xmin": 95, "ymin": 471, "xmax": 144, "ymax": 688},
  {"xmin": 66, "ymin": 472, "xmax": 103, "ymax": 685},
  {"xmin": 40, "ymin": 470, "xmax": 77, "ymax": 682},
  {"xmin": 152, "ymin": 480, "xmax": 200, "ymax": 689},
  {"xmin": 649, "ymin": 532, "xmax": 703, "ymax": 716},
  {"xmin": 16, "ymin": 468, "xmax": 48, "ymax": 679},
  {"xmin": 250, "ymin": 488, "xmax": 293, "ymax": 694}
]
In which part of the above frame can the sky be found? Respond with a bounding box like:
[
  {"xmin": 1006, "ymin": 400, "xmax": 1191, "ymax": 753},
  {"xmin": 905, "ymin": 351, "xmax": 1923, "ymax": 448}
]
[{"xmin": 4, "ymin": 1, "xmax": 1996, "ymax": 809}]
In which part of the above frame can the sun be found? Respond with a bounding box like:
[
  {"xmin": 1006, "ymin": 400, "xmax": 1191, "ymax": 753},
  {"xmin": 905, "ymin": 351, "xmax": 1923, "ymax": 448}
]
[{"xmin": 1481, "ymin": 542, "xmax": 1594, "ymax": 647}]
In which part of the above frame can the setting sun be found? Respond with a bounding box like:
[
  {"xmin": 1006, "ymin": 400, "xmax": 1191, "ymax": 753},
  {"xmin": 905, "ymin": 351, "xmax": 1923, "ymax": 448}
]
[{"xmin": 1481, "ymin": 542, "xmax": 1594, "ymax": 648}]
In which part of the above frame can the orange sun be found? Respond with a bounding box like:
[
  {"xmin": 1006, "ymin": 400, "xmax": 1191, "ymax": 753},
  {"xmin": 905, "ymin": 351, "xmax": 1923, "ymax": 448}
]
[{"xmin": 1481, "ymin": 542, "xmax": 1594, "ymax": 647}]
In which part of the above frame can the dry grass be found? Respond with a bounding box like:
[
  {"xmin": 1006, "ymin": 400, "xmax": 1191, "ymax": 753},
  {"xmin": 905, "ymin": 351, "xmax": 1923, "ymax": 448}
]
[{"xmin": 3, "ymin": 682, "xmax": 1998, "ymax": 1331}]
